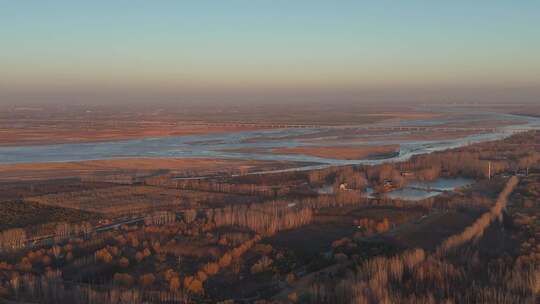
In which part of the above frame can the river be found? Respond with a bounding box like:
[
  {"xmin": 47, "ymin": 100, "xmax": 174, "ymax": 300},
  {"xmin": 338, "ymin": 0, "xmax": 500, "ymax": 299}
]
[{"xmin": 1, "ymin": 110, "xmax": 539, "ymax": 171}]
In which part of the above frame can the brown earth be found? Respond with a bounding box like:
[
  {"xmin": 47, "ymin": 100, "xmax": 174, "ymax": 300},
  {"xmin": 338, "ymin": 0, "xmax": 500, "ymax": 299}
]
[
  {"xmin": 0, "ymin": 123, "xmax": 262, "ymax": 146},
  {"xmin": 0, "ymin": 158, "xmax": 303, "ymax": 181},
  {"xmin": 0, "ymin": 103, "xmax": 446, "ymax": 146},
  {"xmin": 25, "ymin": 185, "xmax": 255, "ymax": 215},
  {"xmin": 271, "ymin": 145, "xmax": 399, "ymax": 160}
]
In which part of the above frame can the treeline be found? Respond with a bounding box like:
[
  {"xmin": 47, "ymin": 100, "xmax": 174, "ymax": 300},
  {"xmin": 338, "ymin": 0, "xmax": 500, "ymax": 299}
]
[
  {"xmin": 2, "ymin": 236, "xmax": 264, "ymax": 302},
  {"xmin": 310, "ymin": 131, "xmax": 540, "ymax": 194},
  {"xmin": 0, "ymin": 221, "xmax": 93, "ymax": 253},
  {"xmin": 396, "ymin": 132, "xmax": 540, "ymax": 179},
  {"xmin": 437, "ymin": 176, "xmax": 518, "ymax": 255},
  {"xmin": 310, "ymin": 248, "xmax": 540, "ymax": 303},
  {"xmin": 2, "ymin": 271, "xmax": 190, "ymax": 304},
  {"xmin": 144, "ymin": 211, "xmax": 176, "ymax": 226},
  {"xmin": 308, "ymin": 167, "xmax": 368, "ymax": 190},
  {"xmin": 306, "ymin": 177, "xmax": 537, "ymax": 304},
  {"xmin": 207, "ymin": 201, "xmax": 313, "ymax": 236},
  {"xmin": 0, "ymin": 228, "xmax": 26, "ymax": 251},
  {"xmin": 182, "ymin": 235, "xmax": 261, "ymax": 295},
  {"xmin": 146, "ymin": 177, "xmax": 293, "ymax": 197},
  {"xmin": 0, "ymin": 197, "xmax": 313, "ymax": 301}
]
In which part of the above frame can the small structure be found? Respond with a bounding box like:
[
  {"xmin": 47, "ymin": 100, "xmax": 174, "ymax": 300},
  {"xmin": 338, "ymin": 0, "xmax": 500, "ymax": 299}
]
[
  {"xmin": 401, "ymin": 171, "xmax": 415, "ymax": 178},
  {"xmin": 382, "ymin": 179, "xmax": 394, "ymax": 191},
  {"xmin": 339, "ymin": 183, "xmax": 349, "ymax": 191}
]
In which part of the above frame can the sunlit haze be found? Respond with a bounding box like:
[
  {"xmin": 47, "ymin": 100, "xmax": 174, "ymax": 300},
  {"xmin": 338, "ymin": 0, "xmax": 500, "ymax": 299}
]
[
  {"xmin": 1, "ymin": 1, "xmax": 540, "ymax": 104},
  {"xmin": 2, "ymin": 3, "xmax": 540, "ymax": 303}
]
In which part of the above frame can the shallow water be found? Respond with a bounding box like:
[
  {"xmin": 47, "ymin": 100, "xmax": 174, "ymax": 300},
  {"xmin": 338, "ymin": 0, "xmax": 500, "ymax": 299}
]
[
  {"xmin": 385, "ymin": 177, "xmax": 474, "ymax": 201},
  {"xmin": 1, "ymin": 110, "xmax": 539, "ymax": 169},
  {"xmin": 407, "ymin": 178, "xmax": 474, "ymax": 191},
  {"xmin": 316, "ymin": 185, "xmax": 335, "ymax": 195},
  {"xmin": 385, "ymin": 188, "xmax": 441, "ymax": 201}
]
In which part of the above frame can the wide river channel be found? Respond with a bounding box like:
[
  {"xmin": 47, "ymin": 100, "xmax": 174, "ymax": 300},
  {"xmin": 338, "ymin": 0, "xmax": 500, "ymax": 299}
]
[{"xmin": 2, "ymin": 111, "xmax": 539, "ymax": 171}]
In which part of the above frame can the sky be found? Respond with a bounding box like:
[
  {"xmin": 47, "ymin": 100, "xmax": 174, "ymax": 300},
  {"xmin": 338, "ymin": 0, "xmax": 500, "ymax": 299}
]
[{"xmin": 1, "ymin": 1, "xmax": 539, "ymax": 104}]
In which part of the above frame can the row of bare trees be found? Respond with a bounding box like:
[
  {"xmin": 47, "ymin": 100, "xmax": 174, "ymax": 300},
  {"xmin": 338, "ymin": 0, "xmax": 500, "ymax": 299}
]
[
  {"xmin": 396, "ymin": 141, "xmax": 540, "ymax": 179},
  {"xmin": 207, "ymin": 201, "xmax": 313, "ymax": 236},
  {"xmin": 144, "ymin": 211, "xmax": 176, "ymax": 226},
  {"xmin": 146, "ymin": 177, "xmax": 292, "ymax": 197},
  {"xmin": 0, "ymin": 221, "xmax": 93, "ymax": 252},
  {"xmin": 0, "ymin": 228, "xmax": 26, "ymax": 251},
  {"xmin": 3, "ymin": 271, "xmax": 190, "ymax": 304},
  {"xmin": 306, "ymin": 176, "xmax": 535, "ymax": 303},
  {"xmin": 437, "ymin": 176, "xmax": 519, "ymax": 255},
  {"xmin": 184, "ymin": 235, "xmax": 261, "ymax": 295}
]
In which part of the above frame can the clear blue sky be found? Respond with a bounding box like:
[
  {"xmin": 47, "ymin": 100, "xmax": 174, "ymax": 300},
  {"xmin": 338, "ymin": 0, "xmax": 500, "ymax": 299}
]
[{"xmin": 1, "ymin": 1, "xmax": 539, "ymax": 103}]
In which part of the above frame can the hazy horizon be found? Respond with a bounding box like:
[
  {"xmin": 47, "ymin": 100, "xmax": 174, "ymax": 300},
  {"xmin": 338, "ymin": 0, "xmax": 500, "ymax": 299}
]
[{"xmin": 1, "ymin": 1, "xmax": 539, "ymax": 105}]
